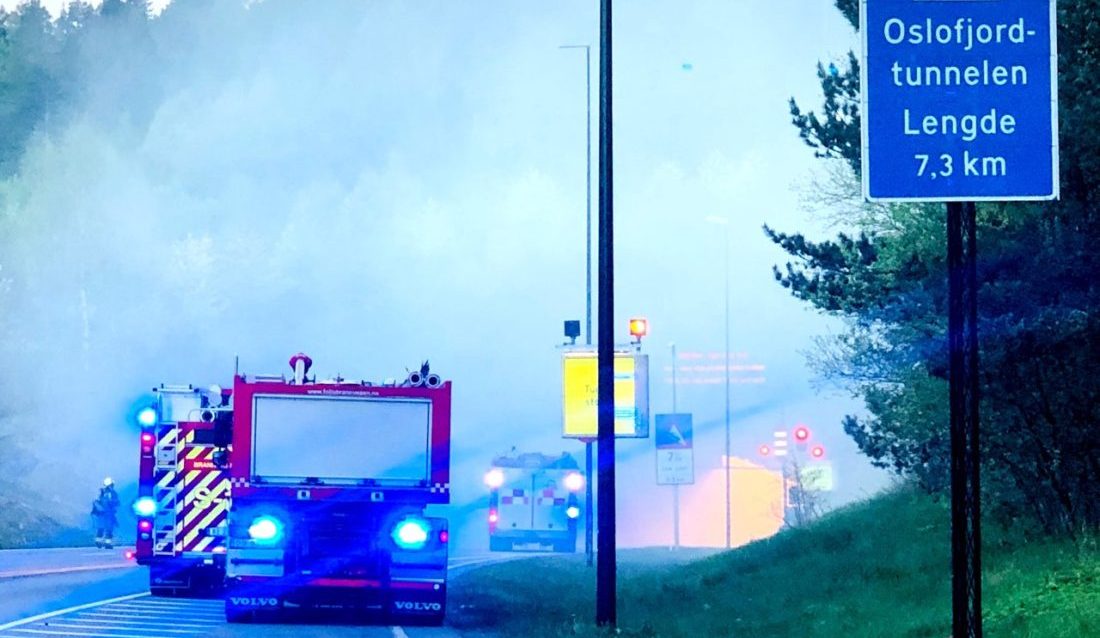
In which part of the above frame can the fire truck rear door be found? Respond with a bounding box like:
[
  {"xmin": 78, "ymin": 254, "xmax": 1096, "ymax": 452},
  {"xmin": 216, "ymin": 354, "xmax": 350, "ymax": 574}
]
[
  {"xmin": 175, "ymin": 425, "xmax": 229, "ymax": 553},
  {"xmin": 531, "ymin": 470, "xmax": 569, "ymax": 532}
]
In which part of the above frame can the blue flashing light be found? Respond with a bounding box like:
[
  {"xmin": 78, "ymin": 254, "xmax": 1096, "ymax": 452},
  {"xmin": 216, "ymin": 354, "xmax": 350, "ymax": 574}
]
[
  {"xmin": 248, "ymin": 515, "xmax": 284, "ymax": 544},
  {"xmin": 133, "ymin": 497, "xmax": 156, "ymax": 518},
  {"xmin": 392, "ymin": 517, "xmax": 431, "ymax": 550},
  {"xmin": 137, "ymin": 407, "xmax": 158, "ymax": 428}
]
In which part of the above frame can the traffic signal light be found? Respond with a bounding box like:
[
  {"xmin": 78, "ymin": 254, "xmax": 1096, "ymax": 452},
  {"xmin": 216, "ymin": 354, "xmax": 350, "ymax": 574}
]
[
  {"xmin": 628, "ymin": 317, "xmax": 648, "ymax": 341},
  {"xmin": 758, "ymin": 444, "xmax": 771, "ymax": 457},
  {"xmin": 811, "ymin": 445, "xmax": 826, "ymax": 459},
  {"xmin": 793, "ymin": 425, "xmax": 811, "ymax": 443}
]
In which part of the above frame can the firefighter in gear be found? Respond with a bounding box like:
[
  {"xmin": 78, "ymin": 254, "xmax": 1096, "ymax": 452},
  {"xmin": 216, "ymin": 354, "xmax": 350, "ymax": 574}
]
[{"xmin": 91, "ymin": 478, "xmax": 120, "ymax": 549}]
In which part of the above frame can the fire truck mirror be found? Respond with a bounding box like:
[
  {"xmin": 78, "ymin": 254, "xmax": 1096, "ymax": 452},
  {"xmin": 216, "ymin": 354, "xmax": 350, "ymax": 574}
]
[{"xmin": 213, "ymin": 412, "xmax": 233, "ymax": 447}]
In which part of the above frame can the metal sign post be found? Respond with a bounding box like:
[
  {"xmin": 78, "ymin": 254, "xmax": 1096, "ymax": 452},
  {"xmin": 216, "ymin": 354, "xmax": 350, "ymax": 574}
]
[
  {"xmin": 948, "ymin": 199, "xmax": 982, "ymax": 638},
  {"xmin": 861, "ymin": 3, "xmax": 1058, "ymax": 636},
  {"xmin": 596, "ymin": 0, "xmax": 616, "ymax": 627},
  {"xmin": 655, "ymin": 413, "xmax": 694, "ymax": 549}
]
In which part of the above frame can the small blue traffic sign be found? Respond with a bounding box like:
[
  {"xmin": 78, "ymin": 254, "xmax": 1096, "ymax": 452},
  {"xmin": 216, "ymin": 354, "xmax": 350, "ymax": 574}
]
[
  {"xmin": 655, "ymin": 414, "xmax": 692, "ymax": 450},
  {"xmin": 655, "ymin": 413, "xmax": 693, "ymax": 485},
  {"xmin": 861, "ymin": 0, "xmax": 1058, "ymax": 201}
]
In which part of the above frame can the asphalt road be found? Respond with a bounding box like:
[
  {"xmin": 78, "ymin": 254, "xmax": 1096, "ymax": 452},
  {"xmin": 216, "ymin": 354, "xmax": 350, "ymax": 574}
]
[{"xmin": 0, "ymin": 549, "xmax": 504, "ymax": 638}]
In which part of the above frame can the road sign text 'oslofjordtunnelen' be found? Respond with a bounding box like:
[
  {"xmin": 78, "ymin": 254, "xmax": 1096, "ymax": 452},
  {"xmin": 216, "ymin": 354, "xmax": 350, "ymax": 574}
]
[{"xmin": 861, "ymin": 0, "xmax": 1058, "ymax": 202}]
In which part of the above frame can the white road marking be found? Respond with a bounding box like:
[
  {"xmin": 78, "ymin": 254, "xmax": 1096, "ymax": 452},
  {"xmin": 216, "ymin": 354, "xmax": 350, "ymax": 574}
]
[
  {"xmin": 0, "ymin": 564, "xmax": 136, "ymax": 579},
  {"xmin": 0, "ymin": 593, "xmax": 148, "ymax": 631},
  {"xmin": 63, "ymin": 617, "xmax": 217, "ymax": 629},
  {"xmin": 97, "ymin": 605, "xmax": 223, "ymax": 617},
  {"xmin": 126, "ymin": 600, "xmax": 221, "ymax": 608},
  {"xmin": 29, "ymin": 623, "xmax": 200, "ymax": 634},
  {"xmin": 83, "ymin": 611, "xmax": 221, "ymax": 620},
  {"xmin": 391, "ymin": 627, "xmax": 410, "ymax": 638},
  {"xmin": 76, "ymin": 611, "xmax": 218, "ymax": 621},
  {"xmin": 11, "ymin": 629, "xmax": 174, "ymax": 638}
]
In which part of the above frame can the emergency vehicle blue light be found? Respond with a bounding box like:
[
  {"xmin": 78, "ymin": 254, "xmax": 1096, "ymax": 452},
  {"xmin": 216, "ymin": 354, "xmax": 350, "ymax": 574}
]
[
  {"xmin": 248, "ymin": 516, "xmax": 284, "ymax": 543},
  {"xmin": 484, "ymin": 469, "xmax": 504, "ymax": 489},
  {"xmin": 137, "ymin": 407, "xmax": 157, "ymax": 428},
  {"xmin": 132, "ymin": 497, "xmax": 156, "ymax": 517},
  {"xmin": 566, "ymin": 506, "xmax": 581, "ymax": 519},
  {"xmin": 392, "ymin": 517, "xmax": 431, "ymax": 550}
]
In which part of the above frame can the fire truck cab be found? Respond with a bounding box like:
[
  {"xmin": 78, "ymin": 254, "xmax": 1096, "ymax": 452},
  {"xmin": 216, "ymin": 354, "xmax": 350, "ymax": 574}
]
[
  {"xmin": 223, "ymin": 355, "xmax": 451, "ymax": 625},
  {"xmin": 485, "ymin": 452, "xmax": 583, "ymax": 553},
  {"xmin": 133, "ymin": 384, "xmax": 232, "ymax": 596}
]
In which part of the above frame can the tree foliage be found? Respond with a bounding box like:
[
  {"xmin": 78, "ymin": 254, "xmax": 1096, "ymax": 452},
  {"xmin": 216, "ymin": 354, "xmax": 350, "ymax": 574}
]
[{"xmin": 774, "ymin": 1, "xmax": 1100, "ymax": 534}]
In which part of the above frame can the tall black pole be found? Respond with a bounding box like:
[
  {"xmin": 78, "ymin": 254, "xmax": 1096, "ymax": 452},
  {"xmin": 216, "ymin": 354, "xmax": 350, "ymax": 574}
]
[
  {"xmin": 595, "ymin": 0, "xmax": 616, "ymax": 628},
  {"xmin": 948, "ymin": 200, "xmax": 982, "ymax": 638},
  {"xmin": 583, "ymin": 43, "xmax": 595, "ymax": 569}
]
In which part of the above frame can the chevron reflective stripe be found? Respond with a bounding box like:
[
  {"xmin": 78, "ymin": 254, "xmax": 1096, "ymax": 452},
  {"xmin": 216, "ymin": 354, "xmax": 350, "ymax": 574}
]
[
  {"xmin": 191, "ymin": 535, "xmax": 216, "ymax": 553},
  {"xmin": 149, "ymin": 426, "xmax": 182, "ymax": 557},
  {"xmin": 181, "ymin": 471, "xmax": 223, "ymax": 529},
  {"xmin": 182, "ymin": 497, "xmax": 229, "ymax": 551},
  {"xmin": 173, "ymin": 430, "xmax": 229, "ymax": 553}
]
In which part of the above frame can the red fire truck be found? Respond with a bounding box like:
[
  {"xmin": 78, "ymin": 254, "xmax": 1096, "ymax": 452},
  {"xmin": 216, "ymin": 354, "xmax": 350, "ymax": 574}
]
[
  {"xmin": 133, "ymin": 384, "xmax": 232, "ymax": 596},
  {"xmin": 485, "ymin": 452, "xmax": 583, "ymax": 553},
  {"xmin": 223, "ymin": 354, "xmax": 451, "ymax": 625}
]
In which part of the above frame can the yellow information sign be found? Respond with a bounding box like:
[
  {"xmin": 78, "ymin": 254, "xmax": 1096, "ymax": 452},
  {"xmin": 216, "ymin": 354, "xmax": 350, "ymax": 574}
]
[{"xmin": 562, "ymin": 351, "xmax": 649, "ymax": 439}]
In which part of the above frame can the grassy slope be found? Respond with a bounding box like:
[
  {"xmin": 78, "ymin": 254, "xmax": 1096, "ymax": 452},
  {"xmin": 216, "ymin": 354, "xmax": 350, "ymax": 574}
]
[
  {"xmin": 0, "ymin": 480, "xmax": 90, "ymax": 548},
  {"xmin": 449, "ymin": 488, "xmax": 1099, "ymax": 637}
]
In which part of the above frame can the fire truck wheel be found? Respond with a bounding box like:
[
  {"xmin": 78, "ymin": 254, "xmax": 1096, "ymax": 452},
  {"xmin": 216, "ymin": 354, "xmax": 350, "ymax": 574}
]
[
  {"xmin": 553, "ymin": 540, "xmax": 577, "ymax": 553},
  {"xmin": 224, "ymin": 606, "xmax": 255, "ymax": 624},
  {"xmin": 393, "ymin": 612, "xmax": 445, "ymax": 627}
]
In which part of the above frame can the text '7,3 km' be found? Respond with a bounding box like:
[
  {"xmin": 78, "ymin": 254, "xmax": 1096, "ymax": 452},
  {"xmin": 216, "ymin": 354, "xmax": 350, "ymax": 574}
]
[{"xmin": 860, "ymin": 0, "xmax": 1058, "ymax": 202}]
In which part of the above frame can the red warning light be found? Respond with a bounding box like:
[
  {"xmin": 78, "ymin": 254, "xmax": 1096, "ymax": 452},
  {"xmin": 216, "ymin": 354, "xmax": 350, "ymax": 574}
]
[
  {"xmin": 439, "ymin": 530, "xmax": 449, "ymax": 544},
  {"xmin": 794, "ymin": 426, "xmax": 811, "ymax": 442},
  {"xmin": 140, "ymin": 433, "xmax": 154, "ymax": 443},
  {"xmin": 138, "ymin": 520, "xmax": 152, "ymax": 532},
  {"xmin": 758, "ymin": 444, "xmax": 771, "ymax": 457},
  {"xmin": 124, "ymin": 550, "xmax": 135, "ymax": 560},
  {"xmin": 811, "ymin": 445, "xmax": 825, "ymax": 459},
  {"xmin": 488, "ymin": 510, "xmax": 499, "ymax": 524}
]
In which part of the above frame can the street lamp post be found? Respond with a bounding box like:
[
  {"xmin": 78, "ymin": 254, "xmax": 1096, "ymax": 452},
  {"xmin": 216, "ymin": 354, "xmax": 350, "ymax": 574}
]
[
  {"xmin": 559, "ymin": 42, "xmax": 594, "ymax": 568},
  {"xmin": 706, "ymin": 215, "xmax": 731, "ymax": 549},
  {"xmin": 670, "ymin": 341, "xmax": 680, "ymax": 550}
]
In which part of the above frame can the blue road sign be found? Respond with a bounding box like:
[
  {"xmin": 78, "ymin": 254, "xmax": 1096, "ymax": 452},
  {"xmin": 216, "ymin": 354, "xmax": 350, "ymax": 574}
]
[
  {"xmin": 655, "ymin": 413, "xmax": 693, "ymax": 485},
  {"xmin": 655, "ymin": 413, "xmax": 693, "ymax": 450},
  {"xmin": 861, "ymin": 0, "xmax": 1058, "ymax": 202}
]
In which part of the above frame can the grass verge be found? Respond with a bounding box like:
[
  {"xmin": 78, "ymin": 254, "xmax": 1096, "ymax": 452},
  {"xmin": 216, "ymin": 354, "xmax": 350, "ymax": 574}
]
[{"xmin": 449, "ymin": 487, "xmax": 1099, "ymax": 637}]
